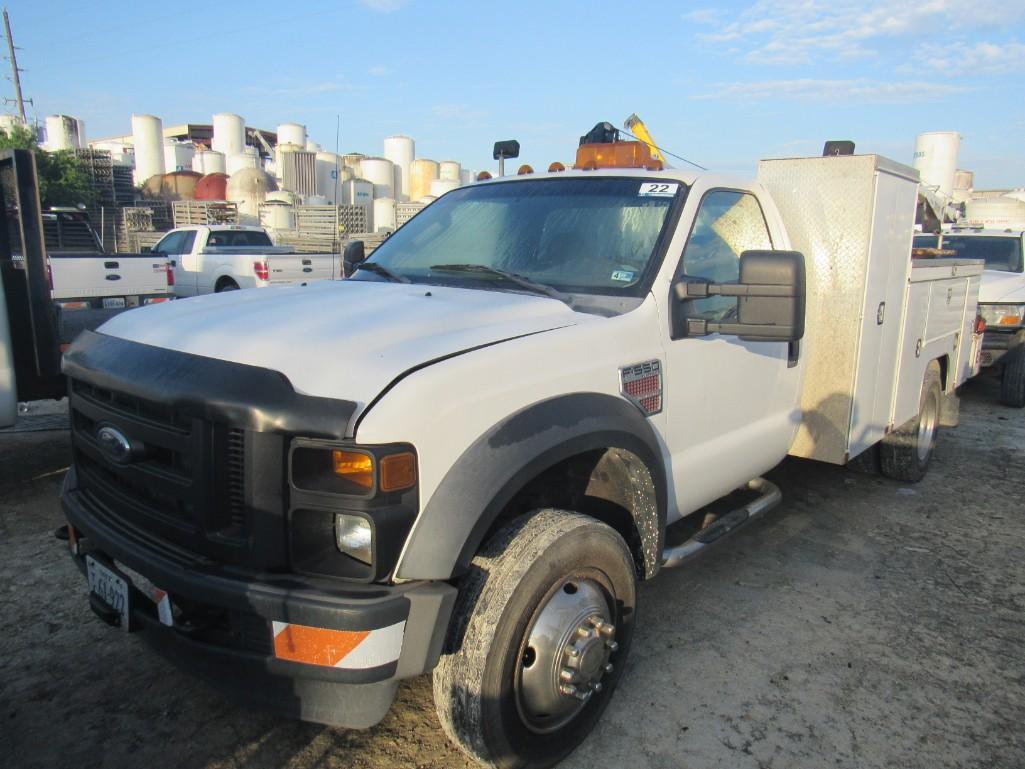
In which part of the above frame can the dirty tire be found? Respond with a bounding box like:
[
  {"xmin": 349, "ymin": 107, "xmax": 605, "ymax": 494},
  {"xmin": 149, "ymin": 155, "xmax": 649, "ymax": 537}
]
[
  {"xmin": 880, "ymin": 360, "xmax": 942, "ymax": 482},
  {"xmin": 999, "ymin": 333, "xmax": 1025, "ymax": 407},
  {"xmin": 215, "ymin": 278, "xmax": 239, "ymax": 292},
  {"xmin": 433, "ymin": 509, "xmax": 636, "ymax": 769}
]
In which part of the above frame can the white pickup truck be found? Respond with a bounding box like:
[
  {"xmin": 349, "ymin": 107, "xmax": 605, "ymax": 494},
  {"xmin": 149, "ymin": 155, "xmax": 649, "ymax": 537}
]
[
  {"xmin": 61, "ymin": 151, "xmax": 982, "ymax": 768},
  {"xmin": 913, "ymin": 227, "xmax": 1025, "ymax": 406},
  {"xmin": 149, "ymin": 224, "xmax": 342, "ymax": 296}
]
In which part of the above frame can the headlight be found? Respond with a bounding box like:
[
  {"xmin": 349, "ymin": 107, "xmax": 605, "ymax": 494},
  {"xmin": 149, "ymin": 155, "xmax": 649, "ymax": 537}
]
[
  {"xmin": 979, "ymin": 304, "xmax": 1025, "ymax": 328},
  {"xmin": 335, "ymin": 514, "xmax": 373, "ymax": 564}
]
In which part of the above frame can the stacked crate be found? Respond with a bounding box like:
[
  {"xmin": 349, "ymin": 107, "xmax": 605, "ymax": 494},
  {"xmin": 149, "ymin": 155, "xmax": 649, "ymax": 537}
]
[
  {"xmin": 396, "ymin": 201, "xmax": 426, "ymax": 228},
  {"xmin": 171, "ymin": 201, "xmax": 239, "ymax": 228}
]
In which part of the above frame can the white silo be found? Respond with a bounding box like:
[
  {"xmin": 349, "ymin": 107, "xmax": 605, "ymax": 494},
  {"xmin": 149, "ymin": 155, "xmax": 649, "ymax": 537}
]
[
  {"xmin": 430, "ymin": 178, "xmax": 460, "ymax": 197},
  {"xmin": 163, "ymin": 141, "xmax": 196, "ymax": 172},
  {"xmin": 227, "ymin": 167, "xmax": 278, "ymax": 225},
  {"xmin": 359, "ymin": 157, "xmax": 395, "ymax": 199},
  {"xmin": 374, "ymin": 197, "xmax": 396, "ymax": 232},
  {"xmin": 459, "ymin": 169, "xmax": 474, "ymax": 186},
  {"xmin": 912, "ymin": 132, "xmax": 960, "ymax": 199},
  {"xmin": 383, "ymin": 135, "xmax": 414, "ymax": 201},
  {"xmin": 341, "ymin": 178, "xmax": 373, "ymax": 208},
  {"xmin": 75, "ymin": 118, "xmax": 86, "ymax": 147},
  {"xmin": 277, "ymin": 122, "xmax": 306, "ymax": 149},
  {"xmin": 315, "ymin": 152, "xmax": 352, "ymax": 203},
  {"xmin": 44, "ymin": 114, "xmax": 84, "ymax": 151},
  {"xmin": 212, "ymin": 113, "xmax": 245, "ymax": 156},
  {"xmin": 192, "ymin": 150, "xmax": 226, "ymax": 175},
  {"xmin": 260, "ymin": 201, "xmax": 296, "ymax": 231},
  {"xmin": 410, "ymin": 158, "xmax": 440, "ymax": 201},
  {"xmin": 439, "ymin": 160, "xmax": 461, "ymax": 182},
  {"xmin": 226, "ymin": 151, "xmax": 259, "ymax": 176},
  {"xmin": 305, "ymin": 139, "xmax": 322, "ymax": 153},
  {"xmin": 131, "ymin": 114, "xmax": 166, "ymax": 185}
]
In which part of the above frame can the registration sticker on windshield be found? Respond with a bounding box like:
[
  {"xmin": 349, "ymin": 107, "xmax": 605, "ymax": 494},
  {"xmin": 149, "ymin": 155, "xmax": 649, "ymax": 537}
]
[
  {"xmin": 638, "ymin": 182, "xmax": 678, "ymax": 197},
  {"xmin": 611, "ymin": 270, "xmax": 635, "ymax": 282}
]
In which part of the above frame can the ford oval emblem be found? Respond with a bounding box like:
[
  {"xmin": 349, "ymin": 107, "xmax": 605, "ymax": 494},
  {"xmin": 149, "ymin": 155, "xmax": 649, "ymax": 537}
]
[{"xmin": 96, "ymin": 425, "xmax": 133, "ymax": 463}]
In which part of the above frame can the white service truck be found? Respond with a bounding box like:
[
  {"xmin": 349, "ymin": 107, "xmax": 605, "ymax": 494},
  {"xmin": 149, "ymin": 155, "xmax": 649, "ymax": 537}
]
[
  {"xmin": 60, "ymin": 151, "xmax": 982, "ymax": 768},
  {"xmin": 913, "ymin": 227, "xmax": 1025, "ymax": 405},
  {"xmin": 149, "ymin": 224, "xmax": 343, "ymax": 296}
]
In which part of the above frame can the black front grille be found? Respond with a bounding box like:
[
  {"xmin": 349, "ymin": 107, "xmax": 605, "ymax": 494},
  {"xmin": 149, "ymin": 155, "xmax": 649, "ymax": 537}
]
[{"xmin": 70, "ymin": 377, "xmax": 250, "ymax": 557}]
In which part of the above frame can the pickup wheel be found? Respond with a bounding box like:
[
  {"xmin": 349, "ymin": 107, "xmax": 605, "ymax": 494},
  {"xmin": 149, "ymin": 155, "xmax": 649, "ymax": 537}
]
[
  {"xmin": 433, "ymin": 509, "xmax": 636, "ymax": 769},
  {"xmin": 880, "ymin": 361, "xmax": 942, "ymax": 483},
  {"xmin": 999, "ymin": 332, "xmax": 1025, "ymax": 407},
  {"xmin": 215, "ymin": 278, "xmax": 239, "ymax": 292}
]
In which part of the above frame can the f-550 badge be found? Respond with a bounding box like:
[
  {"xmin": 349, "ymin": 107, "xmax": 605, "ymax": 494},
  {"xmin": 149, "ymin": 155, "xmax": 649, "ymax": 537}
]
[{"xmin": 620, "ymin": 360, "xmax": 663, "ymax": 416}]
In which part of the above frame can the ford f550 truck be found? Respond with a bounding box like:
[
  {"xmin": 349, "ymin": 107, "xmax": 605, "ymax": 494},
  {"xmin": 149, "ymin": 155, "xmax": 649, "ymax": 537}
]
[{"xmin": 61, "ymin": 147, "xmax": 982, "ymax": 769}]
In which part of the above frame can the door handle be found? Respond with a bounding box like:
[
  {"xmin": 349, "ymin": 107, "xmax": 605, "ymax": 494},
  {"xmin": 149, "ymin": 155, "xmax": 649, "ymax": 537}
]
[{"xmin": 876, "ymin": 302, "xmax": 885, "ymax": 325}]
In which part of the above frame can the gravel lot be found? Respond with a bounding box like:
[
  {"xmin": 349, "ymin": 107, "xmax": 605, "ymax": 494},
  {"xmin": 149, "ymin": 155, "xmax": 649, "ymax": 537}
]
[{"xmin": 2, "ymin": 377, "xmax": 1023, "ymax": 769}]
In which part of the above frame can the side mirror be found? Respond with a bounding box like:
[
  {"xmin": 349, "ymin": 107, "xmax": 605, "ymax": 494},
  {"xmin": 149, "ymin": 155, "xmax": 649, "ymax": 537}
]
[
  {"xmin": 342, "ymin": 240, "xmax": 366, "ymax": 278},
  {"xmin": 673, "ymin": 250, "xmax": 806, "ymax": 343}
]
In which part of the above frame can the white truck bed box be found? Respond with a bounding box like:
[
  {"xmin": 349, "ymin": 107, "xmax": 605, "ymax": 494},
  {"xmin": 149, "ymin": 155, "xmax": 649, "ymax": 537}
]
[{"xmin": 757, "ymin": 154, "xmax": 981, "ymax": 465}]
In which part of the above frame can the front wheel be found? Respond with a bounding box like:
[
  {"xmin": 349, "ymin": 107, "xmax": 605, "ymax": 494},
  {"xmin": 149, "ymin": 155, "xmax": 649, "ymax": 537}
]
[
  {"xmin": 880, "ymin": 360, "xmax": 942, "ymax": 482},
  {"xmin": 999, "ymin": 331, "xmax": 1025, "ymax": 407},
  {"xmin": 433, "ymin": 509, "xmax": 636, "ymax": 769}
]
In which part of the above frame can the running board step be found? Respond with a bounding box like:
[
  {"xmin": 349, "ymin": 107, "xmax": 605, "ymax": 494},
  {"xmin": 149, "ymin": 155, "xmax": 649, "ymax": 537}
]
[{"xmin": 661, "ymin": 477, "xmax": 782, "ymax": 569}]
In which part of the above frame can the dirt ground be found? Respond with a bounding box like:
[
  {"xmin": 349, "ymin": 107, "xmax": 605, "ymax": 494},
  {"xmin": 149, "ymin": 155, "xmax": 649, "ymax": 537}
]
[{"xmin": 1, "ymin": 377, "xmax": 1023, "ymax": 769}]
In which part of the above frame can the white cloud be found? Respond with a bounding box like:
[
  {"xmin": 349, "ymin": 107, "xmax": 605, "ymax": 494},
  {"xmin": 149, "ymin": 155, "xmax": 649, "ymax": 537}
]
[
  {"xmin": 915, "ymin": 39, "xmax": 1025, "ymax": 74},
  {"xmin": 358, "ymin": 0, "xmax": 407, "ymax": 12},
  {"xmin": 696, "ymin": 78, "xmax": 968, "ymax": 102},
  {"xmin": 690, "ymin": 0, "xmax": 1025, "ymax": 64},
  {"xmin": 368, "ymin": 65, "xmax": 391, "ymax": 77},
  {"xmin": 681, "ymin": 8, "xmax": 721, "ymax": 24}
]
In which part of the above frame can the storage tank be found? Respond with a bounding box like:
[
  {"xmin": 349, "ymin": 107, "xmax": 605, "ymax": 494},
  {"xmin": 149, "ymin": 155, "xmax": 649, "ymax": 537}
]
[
  {"xmin": 192, "ymin": 150, "xmax": 226, "ymax": 175},
  {"xmin": 430, "ymin": 178, "xmax": 460, "ymax": 197},
  {"xmin": 226, "ymin": 151, "xmax": 259, "ymax": 176},
  {"xmin": 159, "ymin": 171, "xmax": 202, "ymax": 200},
  {"xmin": 305, "ymin": 139, "xmax": 322, "ymax": 153},
  {"xmin": 195, "ymin": 172, "xmax": 229, "ymax": 201},
  {"xmin": 383, "ymin": 135, "xmax": 414, "ymax": 201},
  {"xmin": 341, "ymin": 178, "xmax": 373, "ymax": 208},
  {"xmin": 342, "ymin": 153, "xmax": 366, "ymax": 173},
  {"xmin": 439, "ymin": 160, "xmax": 461, "ymax": 182},
  {"xmin": 359, "ymin": 156, "xmax": 395, "ymax": 199},
  {"xmin": 964, "ymin": 197, "xmax": 1025, "ymax": 229},
  {"xmin": 131, "ymin": 114, "xmax": 165, "ymax": 185},
  {"xmin": 459, "ymin": 168, "xmax": 474, "ymax": 186},
  {"xmin": 163, "ymin": 141, "xmax": 196, "ymax": 173},
  {"xmin": 315, "ymin": 152, "xmax": 351, "ymax": 203},
  {"xmin": 212, "ymin": 113, "xmax": 245, "ymax": 156},
  {"xmin": 912, "ymin": 131, "xmax": 960, "ymax": 199},
  {"xmin": 44, "ymin": 114, "xmax": 84, "ymax": 151},
  {"xmin": 410, "ymin": 159, "xmax": 440, "ymax": 201},
  {"xmin": 227, "ymin": 167, "xmax": 278, "ymax": 224},
  {"xmin": 277, "ymin": 122, "xmax": 306, "ymax": 149},
  {"xmin": 260, "ymin": 201, "xmax": 296, "ymax": 231},
  {"xmin": 266, "ymin": 190, "xmax": 299, "ymax": 205},
  {"xmin": 373, "ymin": 197, "xmax": 396, "ymax": 232}
]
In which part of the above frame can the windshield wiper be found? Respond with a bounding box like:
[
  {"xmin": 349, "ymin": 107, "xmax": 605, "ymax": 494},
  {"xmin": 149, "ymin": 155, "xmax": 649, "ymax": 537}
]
[
  {"xmin": 356, "ymin": 261, "xmax": 410, "ymax": 283},
  {"xmin": 429, "ymin": 263, "xmax": 571, "ymax": 305}
]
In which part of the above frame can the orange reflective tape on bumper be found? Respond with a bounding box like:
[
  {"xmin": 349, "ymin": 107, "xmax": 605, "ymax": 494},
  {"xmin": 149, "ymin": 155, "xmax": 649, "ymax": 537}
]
[{"xmin": 271, "ymin": 620, "xmax": 405, "ymax": 669}]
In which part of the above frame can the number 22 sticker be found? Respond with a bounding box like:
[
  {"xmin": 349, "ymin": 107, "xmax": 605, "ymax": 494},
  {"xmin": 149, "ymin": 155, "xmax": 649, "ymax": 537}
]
[{"xmin": 638, "ymin": 182, "xmax": 678, "ymax": 197}]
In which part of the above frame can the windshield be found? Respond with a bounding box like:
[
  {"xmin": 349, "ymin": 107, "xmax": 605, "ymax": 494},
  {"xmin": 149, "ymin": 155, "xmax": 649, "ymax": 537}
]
[
  {"xmin": 356, "ymin": 177, "xmax": 683, "ymax": 297},
  {"xmin": 940, "ymin": 235, "xmax": 1022, "ymax": 272}
]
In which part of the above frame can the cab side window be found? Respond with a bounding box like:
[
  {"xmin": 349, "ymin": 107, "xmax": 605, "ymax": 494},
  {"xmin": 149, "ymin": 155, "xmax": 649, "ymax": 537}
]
[
  {"xmin": 681, "ymin": 190, "xmax": 772, "ymax": 320},
  {"xmin": 154, "ymin": 231, "xmax": 184, "ymax": 255}
]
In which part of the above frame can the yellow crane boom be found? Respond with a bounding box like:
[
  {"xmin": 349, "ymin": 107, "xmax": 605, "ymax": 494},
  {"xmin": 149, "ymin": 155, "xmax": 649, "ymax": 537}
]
[{"xmin": 623, "ymin": 114, "xmax": 665, "ymax": 164}]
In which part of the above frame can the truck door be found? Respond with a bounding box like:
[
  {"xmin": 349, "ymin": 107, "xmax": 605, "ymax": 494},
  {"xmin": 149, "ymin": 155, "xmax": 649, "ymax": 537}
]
[
  {"xmin": 156, "ymin": 231, "xmax": 195, "ymax": 296},
  {"xmin": 659, "ymin": 185, "xmax": 802, "ymax": 518}
]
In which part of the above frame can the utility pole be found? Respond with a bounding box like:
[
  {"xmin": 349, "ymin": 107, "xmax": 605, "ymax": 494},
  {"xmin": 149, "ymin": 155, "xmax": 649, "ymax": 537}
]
[{"xmin": 3, "ymin": 8, "xmax": 29, "ymax": 121}]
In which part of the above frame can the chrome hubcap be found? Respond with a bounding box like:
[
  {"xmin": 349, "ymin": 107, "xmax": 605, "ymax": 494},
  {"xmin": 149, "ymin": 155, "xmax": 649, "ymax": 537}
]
[
  {"xmin": 918, "ymin": 391, "xmax": 939, "ymax": 462},
  {"xmin": 516, "ymin": 578, "xmax": 617, "ymax": 733}
]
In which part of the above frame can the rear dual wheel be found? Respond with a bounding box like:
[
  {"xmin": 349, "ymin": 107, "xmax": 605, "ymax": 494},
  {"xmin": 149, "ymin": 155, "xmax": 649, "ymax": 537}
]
[
  {"xmin": 880, "ymin": 361, "xmax": 942, "ymax": 482},
  {"xmin": 433, "ymin": 509, "xmax": 636, "ymax": 769}
]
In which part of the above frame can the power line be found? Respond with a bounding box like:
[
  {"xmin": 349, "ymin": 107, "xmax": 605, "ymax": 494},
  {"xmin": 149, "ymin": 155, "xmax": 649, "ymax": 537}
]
[
  {"xmin": 2, "ymin": 8, "xmax": 30, "ymax": 122},
  {"xmin": 619, "ymin": 127, "xmax": 707, "ymax": 171}
]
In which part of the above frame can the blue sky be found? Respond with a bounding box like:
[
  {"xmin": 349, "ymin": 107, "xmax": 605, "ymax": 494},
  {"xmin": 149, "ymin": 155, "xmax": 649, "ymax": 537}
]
[{"xmin": 7, "ymin": 0, "xmax": 1025, "ymax": 187}]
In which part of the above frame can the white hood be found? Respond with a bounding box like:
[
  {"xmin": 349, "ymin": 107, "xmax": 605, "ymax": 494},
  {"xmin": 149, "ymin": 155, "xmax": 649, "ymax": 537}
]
[
  {"xmin": 980, "ymin": 270, "xmax": 1025, "ymax": 304},
  {"xmin": 98, "ymin": 280, "xmax": 579, "ymax": 405}
]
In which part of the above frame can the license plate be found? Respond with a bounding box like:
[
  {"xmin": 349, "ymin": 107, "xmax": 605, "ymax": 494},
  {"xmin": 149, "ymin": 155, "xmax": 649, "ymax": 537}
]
[
  {"xmin": 86, "ymin": 555, "xmax": 130, "ymax": 631},
  {"xmin": 102, "ymin": 297, "xmax": 126, "ymax": 309}
]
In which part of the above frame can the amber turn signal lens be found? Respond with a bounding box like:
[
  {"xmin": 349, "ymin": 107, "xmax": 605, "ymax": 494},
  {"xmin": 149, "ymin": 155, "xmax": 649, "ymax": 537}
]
[
  {"xmin": 332, "ymin": 451, "xmax": 374, "ymax": 490},
  {"xmin": 380, "ymin": 452, "xmax": 417, "ymax": 492}
]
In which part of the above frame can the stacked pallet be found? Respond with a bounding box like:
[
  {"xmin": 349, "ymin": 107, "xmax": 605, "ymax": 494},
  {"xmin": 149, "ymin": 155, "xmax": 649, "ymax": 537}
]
[
  {"xmin": 171, "ymin": 201, "xmax": 239, "ymax": 228},
  {"xmin": 116, "ymin": 204, "xmax": 171, "ymax": 253},
  {"xmin": 74, "ymin": 149, "xmax": 116, "ymax": 207},
  {"xmin": 396, "ymin": 201, "xmax": 426, "ymax": 228}
]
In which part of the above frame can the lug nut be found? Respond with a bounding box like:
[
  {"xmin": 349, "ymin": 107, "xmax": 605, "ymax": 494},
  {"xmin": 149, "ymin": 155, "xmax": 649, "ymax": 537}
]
[
  {"xmin": 560, "ymin": 668, "xmax": 577, "ymax": 683},
  {"xmin": 606, "ymin": 640, "xmax": 619, "ymax": 652},
  {"xmin": 559, "ymin": 684, "xmax": 578, "ymax": 697},
  {"xmin": 604, "ymin": 663, "xmax": 614, "ymax": 674},
  {"xmin": 591, "ymin": 681, "xmax": 603, "ymax": 692}
]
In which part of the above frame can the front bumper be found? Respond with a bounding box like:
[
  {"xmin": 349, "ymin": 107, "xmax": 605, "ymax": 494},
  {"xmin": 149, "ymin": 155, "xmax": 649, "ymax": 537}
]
[
  {"xmin": 62, "ymin": 468, "xmax": 456, "ymax": 728},
  {"xmin": 980, "ymin": 328, "xmax": 1023, "ymax": 369}
]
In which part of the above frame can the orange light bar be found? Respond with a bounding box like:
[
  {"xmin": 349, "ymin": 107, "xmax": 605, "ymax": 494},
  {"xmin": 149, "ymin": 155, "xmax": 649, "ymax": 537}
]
[
  {"xmin": 380, "ymin": 452, "xmax": 417, "ymax": 492},
  {"xmin": 999, "ymin": 315, "xmax": 1023, "ymax": 325},
  {"xmin": 574, "ymin": 140, "xmax": 664, "ymax": 171},
  {"xmin": 332, "ymin": 450, "xmax": 374, "ymax": 490}
]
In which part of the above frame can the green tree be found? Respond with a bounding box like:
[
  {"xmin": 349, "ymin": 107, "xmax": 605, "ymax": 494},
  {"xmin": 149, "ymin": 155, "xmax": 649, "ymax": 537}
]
[{"xmin": 0, "ymin": 123, "xmax": 96, "ymax": 208}]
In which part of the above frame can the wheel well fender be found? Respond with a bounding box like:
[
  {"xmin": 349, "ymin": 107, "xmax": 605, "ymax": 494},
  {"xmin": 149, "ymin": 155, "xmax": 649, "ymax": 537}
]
[{"xmin": 394, "ymin": 393, "xmax": 667, "ymax": 581}]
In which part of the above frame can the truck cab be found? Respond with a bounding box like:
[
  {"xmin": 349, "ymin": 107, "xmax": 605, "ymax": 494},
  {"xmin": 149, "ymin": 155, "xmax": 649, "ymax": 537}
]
[
  {"xmin": 60, "ymin": 147, "xmax": 980, "ymax": 768},
  {"xmin": 913, "ymin": 227, "xmax": 1025, "ymax": 405}
]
